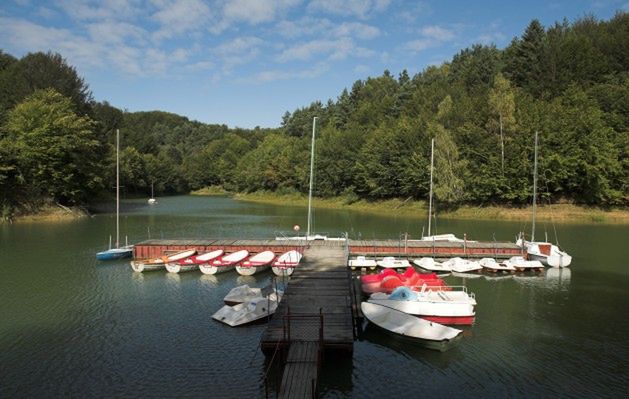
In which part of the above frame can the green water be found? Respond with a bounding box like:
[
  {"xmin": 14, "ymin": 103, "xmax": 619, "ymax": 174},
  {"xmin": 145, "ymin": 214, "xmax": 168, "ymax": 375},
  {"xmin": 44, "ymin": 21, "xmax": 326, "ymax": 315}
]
[{"xmin": 1, "ymin": 195, "xmax": 627, "ymax": 397}]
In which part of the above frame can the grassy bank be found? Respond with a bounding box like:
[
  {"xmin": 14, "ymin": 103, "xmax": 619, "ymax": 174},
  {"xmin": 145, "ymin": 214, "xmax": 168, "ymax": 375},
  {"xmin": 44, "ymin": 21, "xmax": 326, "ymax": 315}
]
[
  {"xmin": 3, "ymin": 204, "xmax": 90, "ymax": 224},
  {"xmin": 224, "ymin": 191, "xmax": 629, "ymax": 224},
  {"xmin": 190, "ymin": 186, "xmax": 231, "ymax": 196}
]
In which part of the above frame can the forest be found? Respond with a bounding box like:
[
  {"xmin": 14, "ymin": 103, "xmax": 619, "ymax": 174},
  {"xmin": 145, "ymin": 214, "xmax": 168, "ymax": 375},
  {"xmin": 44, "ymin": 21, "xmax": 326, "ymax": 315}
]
[{"xmin": 0, "ymin": 14, "xmax": 627, "ymax": 220}]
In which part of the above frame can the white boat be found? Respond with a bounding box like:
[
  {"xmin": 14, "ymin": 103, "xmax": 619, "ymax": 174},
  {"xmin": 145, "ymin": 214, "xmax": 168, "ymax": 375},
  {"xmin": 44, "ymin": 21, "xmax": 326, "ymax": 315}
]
[
  {"xmin": 479, "ymin": 257, "xmax": 515, "ymax": 272},
  {"xmin": 165, "ymin": 249, "xmax": 223, "ymax": 273},
  {"xmin": 361, "ymin": 302, "xmax": 463, "ymax": 351},
  {"xmin": 96, "ymin": 129, "xmax": 133, "ymax": 261},
  {"xmin": 521, "ymin": 240, "xmax": 572, "ymax": 268},
  {"xmin": 442, "ymin": 257, "xmax": 482, "ymax": 273},
  {"xmin": 420, "ymin": 234, "xmax": 469, "ymax": 242},
  {"xmin": 348, "ymin": 256, "xmax": 377, "ymax": 270},
  {"xmin": 212, "ymin": 293, "xmax": 281, "ymax": 327},
  {"xmin": 199, "ymin": 250, "xmax": 249, "ymax": 275},
  {"xmin": 517, "ymin": 131, "xmax": 572, "ymax": 268},
  {"xmin": 148, "ymin": 182, "xmax": 157, "ymax": 205},
  {"xmin": 271, "ymin": 250, "xmax": 302, "ymax": 276},
  {"xmin": 131, "ymin": 249, "xmax": 197, "ymax": 272},
  {"xmin": 413, "ymin": 257, "xmax": 451, "ymax": 272},
  {"xmin": 235, "ymin": 250, "xmax": 275, "ymax": 276},
  {"xmin": 503, "ymin": 256, "xmax": 544, "ymax": 271},
  {"xmin": 368, "ymin": 286, "xmax": 476, "ymax": 325},
  {"xmin": 376, "ymin": 257, "xmax": 411, "ymax": 269},
  {"xmin": 223, "ymin": 284, "xmax": 282, "ymax": 306}
]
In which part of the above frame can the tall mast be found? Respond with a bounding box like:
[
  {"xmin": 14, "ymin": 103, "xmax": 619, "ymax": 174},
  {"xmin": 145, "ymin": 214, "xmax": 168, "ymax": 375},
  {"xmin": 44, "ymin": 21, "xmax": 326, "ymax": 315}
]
[
  {"xmin": 116, "ymin": 128, "xmax": 120, "ymax": 248},
  {"xmin": 531, "ymin": 131, "xmax": 538, "ymax": 242},
  {"xmin": 306, "ymin": 117, "xmax": 317, "ymax": 237},
  {"xmin": 427, "ymin": 138, "xmax": 435, "ymax": 237}
]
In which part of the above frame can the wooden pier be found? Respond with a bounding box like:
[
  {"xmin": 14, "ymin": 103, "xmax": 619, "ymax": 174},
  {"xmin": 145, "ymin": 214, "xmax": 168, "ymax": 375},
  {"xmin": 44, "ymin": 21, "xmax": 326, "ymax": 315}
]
[
  {"xmin": 261, "ymin": 242, "xmax": 353, "ymax": 398},
  {"xmin": 347, "ymin": 238, "xmax": 523, "ymax": 259},
  {"xmin": 132, "ymin": 238, "xmax": 305, "ymax": 259},
  {"xmin": 132, "ymin": 237, "xmax": 522, "ymax": 261}
]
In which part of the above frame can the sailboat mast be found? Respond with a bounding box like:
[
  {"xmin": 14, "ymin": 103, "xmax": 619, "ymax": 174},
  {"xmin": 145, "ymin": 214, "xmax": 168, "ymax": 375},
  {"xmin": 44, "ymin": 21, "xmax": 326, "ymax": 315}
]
[
  {"xmin": 531, "ymin": 131, "xmax": 538, "ymax": 242},
  {"xmin": 116, "ymin": 128, "xmax": 120, "ymax": 248},
  {"xmin": 427, "ymin": 138, "xmax": 435, "ymax": 237},
  {"xmin": 307, "ymin": 117, "xmax": 317, "ymax": 237}
]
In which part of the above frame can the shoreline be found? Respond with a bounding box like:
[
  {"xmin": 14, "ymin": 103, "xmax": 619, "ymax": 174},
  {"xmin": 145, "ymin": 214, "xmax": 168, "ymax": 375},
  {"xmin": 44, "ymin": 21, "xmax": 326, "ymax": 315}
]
[
  {"xmin": 3, "ymin": 205, "xmax": 90, "ymax": 224},
  {"xmin": 218, "ymin": 191, "xmax": 629, "ymax": 224}
]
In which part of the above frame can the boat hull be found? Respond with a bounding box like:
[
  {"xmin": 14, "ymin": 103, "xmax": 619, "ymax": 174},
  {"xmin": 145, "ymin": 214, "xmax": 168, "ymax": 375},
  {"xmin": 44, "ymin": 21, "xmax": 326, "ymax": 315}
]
[
  {"xmin": 130, "ymin": 261, "xmax": 165, "ymax": 272},
  {"xmin": 212, "ymin": 296, "xmax": 280, "ymax": 327},
  {"xmin": 361, "ymin": 302, "xmax": 462, "ymax": 351},
  {"xmin": 199, "ymin": 264, "xmax": 235, "ymax": 275},
  {"xmin": 96, "ymin": 248, "xmax": 133, "ymax": 261},
  {"xmin": 165, "ymin": 263, "xmax": 198, "ymax": 273},
  {"xmin": 368, "ymin": 298, "xmax": 475, "ymax": 325},
  {"xmin": 236, "ymin": 265, "xmax": 270, "ymax": 276}
]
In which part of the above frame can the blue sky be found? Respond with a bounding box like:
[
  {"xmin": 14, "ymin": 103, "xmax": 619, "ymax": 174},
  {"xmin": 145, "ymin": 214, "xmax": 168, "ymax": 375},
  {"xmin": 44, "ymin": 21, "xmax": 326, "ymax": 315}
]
[{"xmin": 0, "ymin": 0, "xmax": 626, "ymax": 128}]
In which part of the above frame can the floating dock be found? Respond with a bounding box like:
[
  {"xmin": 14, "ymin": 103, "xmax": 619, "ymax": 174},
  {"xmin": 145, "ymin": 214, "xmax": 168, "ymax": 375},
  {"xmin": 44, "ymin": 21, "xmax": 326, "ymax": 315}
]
[
  {"xmin": 347, "ymin": 238, "xmax": 523, "ymax": 259},
  {"xmin": 132, "ymin": 238, "xmax": 522, "ymax": 260},
  {"xmin": 132, "ymin": 239, "xmax": 305, "ymax": 259}
]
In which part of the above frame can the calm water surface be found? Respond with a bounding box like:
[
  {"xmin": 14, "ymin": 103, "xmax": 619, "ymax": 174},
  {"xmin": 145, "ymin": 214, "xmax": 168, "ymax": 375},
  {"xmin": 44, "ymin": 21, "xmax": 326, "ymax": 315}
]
[{"xmin": 1, "ymin": 196, "xmax": 627, "ymax": 398}]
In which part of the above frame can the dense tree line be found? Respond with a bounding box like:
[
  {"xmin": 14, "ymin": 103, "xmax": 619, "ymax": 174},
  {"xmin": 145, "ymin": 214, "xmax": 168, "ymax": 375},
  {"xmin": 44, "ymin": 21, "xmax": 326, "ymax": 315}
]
[{"xmin": 0, "ymin": 13, "xmax": 627, "ymax": 219}]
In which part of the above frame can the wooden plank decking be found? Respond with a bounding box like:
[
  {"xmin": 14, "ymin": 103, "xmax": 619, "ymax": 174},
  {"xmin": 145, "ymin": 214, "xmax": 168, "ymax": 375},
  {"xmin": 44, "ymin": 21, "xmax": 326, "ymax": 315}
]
[
  {"xmin": 262, "ymin": 244, "xmax": 353, "ymax": 398},
  {"xmin": 260, "ymin": 245, "xmax": 354, "ymax": 352},
  {"xmin": 278, "ymin": 342, "xmax": 320, "ymax": 399}
]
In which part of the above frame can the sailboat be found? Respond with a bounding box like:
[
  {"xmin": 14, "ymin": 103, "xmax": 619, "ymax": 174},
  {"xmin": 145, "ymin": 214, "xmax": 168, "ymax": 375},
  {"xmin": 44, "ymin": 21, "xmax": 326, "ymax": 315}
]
[
  {"xmin": 420, "ymin": 138, "xmax": 465, "ymax": 242},
  {"xmin": 96, "ymin": 129, "xmax": 133, "ymax": 261},
  {"xmin": 148, "ymin": 182, "xmax": 157, "ymax": 205},
  {"xmin": 517, "ymin": 132, "xmax": 572, "ymax": 268},
  {"xmin": 277, "ymin": 117, "xmax": 344, "ymax": 242}
]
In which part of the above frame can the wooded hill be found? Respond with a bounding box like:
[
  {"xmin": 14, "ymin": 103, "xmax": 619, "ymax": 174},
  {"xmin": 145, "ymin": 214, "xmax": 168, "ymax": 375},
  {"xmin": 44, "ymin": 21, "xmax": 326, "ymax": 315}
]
[{"xmin": 0, "ymin": 13, "xmax": 627, "ymax": 219}]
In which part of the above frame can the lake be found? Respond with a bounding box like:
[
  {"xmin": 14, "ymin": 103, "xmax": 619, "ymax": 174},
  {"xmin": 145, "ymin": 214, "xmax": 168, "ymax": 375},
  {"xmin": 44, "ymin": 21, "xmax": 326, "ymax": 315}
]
[{"xmin": 1, "ymin": 195, "xmax": 627, "ymax": 397}]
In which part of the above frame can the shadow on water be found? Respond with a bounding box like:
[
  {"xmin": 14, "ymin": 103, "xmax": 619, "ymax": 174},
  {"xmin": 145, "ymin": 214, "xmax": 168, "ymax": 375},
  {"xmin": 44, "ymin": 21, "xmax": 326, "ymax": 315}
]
[{"xmin": 358, "ymin": 322, "xmax": 464, "ymax": 369}]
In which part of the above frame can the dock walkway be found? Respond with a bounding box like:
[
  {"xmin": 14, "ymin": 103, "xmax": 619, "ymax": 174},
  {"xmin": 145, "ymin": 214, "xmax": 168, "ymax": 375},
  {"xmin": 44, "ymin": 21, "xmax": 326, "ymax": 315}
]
[{"xmin": 261, "ymin": 243, "xmax": 353, "ymax": 398}]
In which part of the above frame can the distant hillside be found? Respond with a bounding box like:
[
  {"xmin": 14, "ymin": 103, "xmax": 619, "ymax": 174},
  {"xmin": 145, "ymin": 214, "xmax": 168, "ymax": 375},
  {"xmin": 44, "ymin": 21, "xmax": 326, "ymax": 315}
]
[{"xmin": 1, "ymin": 12, "xmax": 627, "ymax": 221}]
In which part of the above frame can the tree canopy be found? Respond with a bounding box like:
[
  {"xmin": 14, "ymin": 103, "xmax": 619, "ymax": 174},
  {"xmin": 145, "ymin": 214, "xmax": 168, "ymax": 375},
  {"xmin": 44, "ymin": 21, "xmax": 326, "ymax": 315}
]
[{"xmin": 0, "ymin": 13, "xmax": 627, "ymax": 218}]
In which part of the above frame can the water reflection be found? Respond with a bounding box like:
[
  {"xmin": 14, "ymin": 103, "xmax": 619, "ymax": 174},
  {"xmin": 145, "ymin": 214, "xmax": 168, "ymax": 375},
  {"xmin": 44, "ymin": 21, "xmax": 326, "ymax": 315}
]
[
  {"xmin": 451, "ymin": 272, "xmax": 483, "ymax": 279},
  {"xmin": 165, "ymin": 272, "xmax": 181, "ymax": 285},
  {"xmin": 199, "ymin": 274, "xmax": 219, "ymax": 288},
  {"xmin": 236, "ymin": 275, "xmax": 258, "ymax": 286},
  {"xmin": 360, "ymin": 322, "xmax": 464, "ymax": 369},
  {"xmin": 545, "ymin": 267, "xmax": 571, "ymax": 290},
  {"xmin": 512, "ymin": 268, "xmax": 571, "ymax": 291},
  {"xmin": 483, "ymin": 274, "xmax": 514, "ymax": 281}
]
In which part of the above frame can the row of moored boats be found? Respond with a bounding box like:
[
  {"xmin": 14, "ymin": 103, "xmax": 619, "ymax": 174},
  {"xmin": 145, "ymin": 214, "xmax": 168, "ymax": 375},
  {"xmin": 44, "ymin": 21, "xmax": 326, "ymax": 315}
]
[
  {"xmin": 130, "ymin": 249, "xmax": 302, "ymax": 276},
  {"xmin": 351, "ymin": 255, "xmax": 547, "ymax": 273}
]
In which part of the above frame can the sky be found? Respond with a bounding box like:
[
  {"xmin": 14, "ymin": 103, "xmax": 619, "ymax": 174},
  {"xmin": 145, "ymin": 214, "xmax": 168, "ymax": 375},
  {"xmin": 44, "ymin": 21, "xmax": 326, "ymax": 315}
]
[{"xmin": 0, "ymin": 1, "xmax": 626, "ymax": 128}]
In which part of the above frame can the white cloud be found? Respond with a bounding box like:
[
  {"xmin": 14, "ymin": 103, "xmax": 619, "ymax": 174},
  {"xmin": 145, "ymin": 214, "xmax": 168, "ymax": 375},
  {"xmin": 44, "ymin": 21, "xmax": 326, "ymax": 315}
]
[
  {"xmin": 278, "ymin": 37, "xmax": 374, "ymax": 62},
  {"xmin": 151, "ymin": 0, "xmax": 213, "ymax": 39},
  {"xmin": 403, "ymin": 39, "xmax": 432, "ymax": 53},
  {"xmin": 213, "ymin": 36, "xmax": 264, "ymax": 70},
  {"xmin": 222, "ymin": 0, "xmax": 301, "ymax": 24},
  {"xmin": 420, "ymin": 25, "xmax": 455, "ymax": 41},
  {"xmin": 276, "ymin": 18, "xmax": 380, "ymax": 40},
  {"xmin": 87, "ymin": 21, "xmax": 147, "ymax": 45},
  {"xmin": 354, "ymin": 64, "xmax": 370, "ymax": 74},
  {"xmin": 242, "ymin": 62, "xmax": 329, "ymax": 83},
  {"xmin": 402, "ymin": 24, "xmax": 458, "ymax": 54},
  {"xmin": 307, "ymin": 0, "xmax": 391, "ymax": 18},
  {"xmin": 0, "ymin": 17, "xmax": 104, "ymax": 67},
  {"xmin": 55, "ymin": 0, "xmax": 141, "ymax": 21}
]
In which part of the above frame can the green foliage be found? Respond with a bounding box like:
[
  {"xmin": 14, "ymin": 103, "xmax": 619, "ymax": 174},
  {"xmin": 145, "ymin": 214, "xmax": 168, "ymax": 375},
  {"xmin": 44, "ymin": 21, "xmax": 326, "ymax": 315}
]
[
  {"xmin": 2, "ymin": 89, "xmax": 102, "ymax": 205},
  {"xmin": 1, "ymin": 12, "xmax": 627, "ymax": 211}
]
